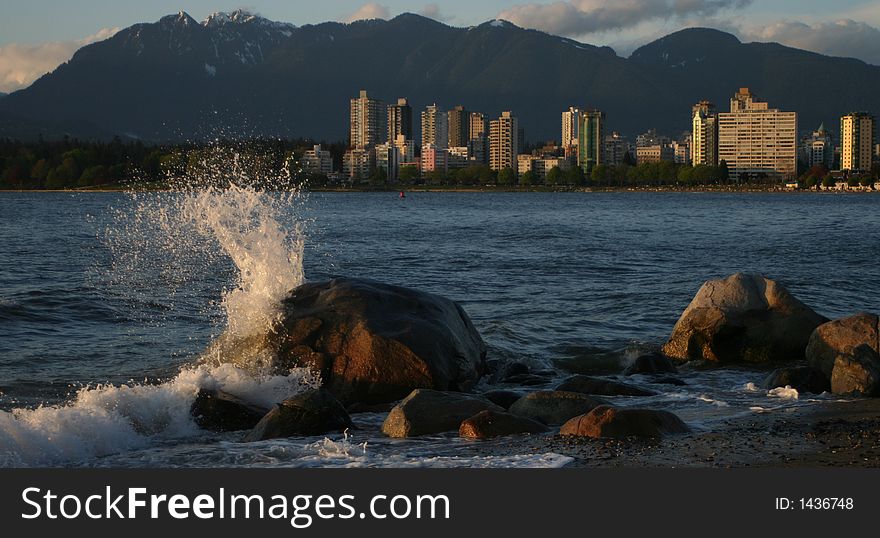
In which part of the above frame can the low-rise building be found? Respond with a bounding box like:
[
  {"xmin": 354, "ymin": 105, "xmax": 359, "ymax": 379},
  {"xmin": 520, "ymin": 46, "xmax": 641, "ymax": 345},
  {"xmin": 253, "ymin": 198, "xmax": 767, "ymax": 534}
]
[
  {"xmin": 301, "ymin": 144, "xmax": 333, "ymax": 175},
  {"xmin": 342, "ymin": 148, "xmax": 373, "ymax": 182},
  {"xmin": 636, "ymin": 144, "xmax": 674, "ymax": 164},
  {"xmin": 420, "ymin": 144, "xmax": 448, "ymax": 176}
]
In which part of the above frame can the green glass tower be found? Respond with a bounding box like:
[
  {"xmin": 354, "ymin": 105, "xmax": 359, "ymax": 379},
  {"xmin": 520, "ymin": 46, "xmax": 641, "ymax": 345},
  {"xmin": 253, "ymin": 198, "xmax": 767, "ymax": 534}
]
[{"xmin": 578, "ymin": 110, "xmax": 605, "ymax": 175}]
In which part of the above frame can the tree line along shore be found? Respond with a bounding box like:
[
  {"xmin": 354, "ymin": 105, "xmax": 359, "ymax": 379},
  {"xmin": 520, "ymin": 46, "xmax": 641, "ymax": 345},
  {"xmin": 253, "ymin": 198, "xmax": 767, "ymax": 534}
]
[{"xmin": 2, "ymin": 138, "xmax": 879, "ymax": 191}]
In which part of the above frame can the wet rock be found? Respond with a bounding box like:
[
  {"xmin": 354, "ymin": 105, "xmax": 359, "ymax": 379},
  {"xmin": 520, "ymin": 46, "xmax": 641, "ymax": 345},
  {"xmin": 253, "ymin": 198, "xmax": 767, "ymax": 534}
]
[
  {"xmin": 381, "ymin": 389, "xmax": 503, "ymax": 438},
  {"xmin": 560, "ymin": 405, "xmax": 690, "ymax": 439},
  {"xmin": 502, "ymin": 374, "xmax": 550, "ymax": 386},
  {"xmin": 762, "ymin": 366, "xmax": 830, "ymax": 395},
  {"xmin": 215, "ymin": 277, "xmax": 487, "ymax": 405},
  {"xmin": 499, "ymin": 361, "xmax": 530, "ymax": 379},
  {"xmin": 459, "ymin": 410, "xmax": 549, "ymax": 439},
  {"xmin": 830, "ymin": 345, "xmax": 880, "ymax": 397},
  {"xmin": 243, "ymin": 389, "xmax": 352, "ymax": 441},
  {"xmin": 482, "ymin": 390, "xmax": 523, "ymax": 410},
  {"xmin": 649, "ymin": 376, "xmax": 687, "ymax": 386},
  {"xmin": 806, "ymin": 313, "xmax": 880, "ymax": 380},
  {"xmin": 662, "ymin": 273, "xmax": 826, "ymax": 364},
  {"xmin": 507, "ymin": 391, "xmax": 606, "ymax": 425},
  {"xmin": 623, "ymin": 352, "xmax": 678, "ymax": 375},
  {"xmin": 555, "ymin": 375, "xmax": 657, "ymax": 397},
  {"xmin": 191, "ymin": 389, "xmax": 270, "ymax": 432}
]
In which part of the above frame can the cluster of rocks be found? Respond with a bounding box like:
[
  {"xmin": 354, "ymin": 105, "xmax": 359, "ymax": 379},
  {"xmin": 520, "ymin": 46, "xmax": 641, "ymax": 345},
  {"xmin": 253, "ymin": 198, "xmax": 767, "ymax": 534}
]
[{"xmin": 190, "ymin": 273, "xmax": 880, "ymax": 445}]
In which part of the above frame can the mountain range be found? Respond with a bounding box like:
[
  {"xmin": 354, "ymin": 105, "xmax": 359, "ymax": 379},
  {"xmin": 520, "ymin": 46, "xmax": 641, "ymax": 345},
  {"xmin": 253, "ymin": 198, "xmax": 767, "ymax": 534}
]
[{"xmin": 2, "ymin": 10, "xmax": 879, "ymax": 143}]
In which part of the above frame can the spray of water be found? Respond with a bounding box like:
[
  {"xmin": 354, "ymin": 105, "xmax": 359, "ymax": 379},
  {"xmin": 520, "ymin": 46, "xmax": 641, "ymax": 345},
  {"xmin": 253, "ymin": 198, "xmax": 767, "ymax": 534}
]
[{"xmin": 1, "ymin": 144, "xmax": 318, "ymax": 466}]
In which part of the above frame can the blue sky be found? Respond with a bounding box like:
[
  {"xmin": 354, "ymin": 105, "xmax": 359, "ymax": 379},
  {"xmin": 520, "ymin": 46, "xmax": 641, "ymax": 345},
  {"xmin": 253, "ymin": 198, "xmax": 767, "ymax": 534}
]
[{"xmin": 3, "ymin": 0, "xmax": 880, "ymax": 92}]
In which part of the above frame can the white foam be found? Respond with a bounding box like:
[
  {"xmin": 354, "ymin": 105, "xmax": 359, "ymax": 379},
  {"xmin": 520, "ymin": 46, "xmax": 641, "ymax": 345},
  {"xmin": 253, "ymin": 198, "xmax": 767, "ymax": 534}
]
[
  {"xmin": 0, "ymin": 364, "xmax": 315, "ymax": 467},
  {"xmin": 768, "ymin": 385, "xmax": 799, "ymax": 400}
]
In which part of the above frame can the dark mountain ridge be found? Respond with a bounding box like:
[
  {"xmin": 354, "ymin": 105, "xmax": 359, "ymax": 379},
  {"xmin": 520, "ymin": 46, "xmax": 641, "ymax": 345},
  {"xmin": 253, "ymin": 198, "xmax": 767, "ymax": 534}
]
[{"xmin": 1, "ymin": 12, "xmax": 878, "ymax": 142}]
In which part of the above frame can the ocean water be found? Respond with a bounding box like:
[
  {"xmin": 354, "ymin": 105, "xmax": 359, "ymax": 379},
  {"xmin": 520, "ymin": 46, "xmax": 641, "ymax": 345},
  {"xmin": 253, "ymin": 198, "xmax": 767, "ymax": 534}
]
[{"xmin": 1, "ymin": 188, "xmax": 879, "ymax": 467}]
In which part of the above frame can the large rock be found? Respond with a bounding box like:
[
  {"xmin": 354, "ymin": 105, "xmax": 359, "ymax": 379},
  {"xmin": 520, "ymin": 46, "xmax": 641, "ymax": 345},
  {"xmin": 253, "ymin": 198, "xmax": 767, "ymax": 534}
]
[
  {"xmin": 191, "ymin": 389, "xmax": 270, "ymax": 432},
  {"xmin": 663, "ymin": 273, "xmax": 826, "ymax": 364},
  {"xmin": 459, "ymin": 410, "xmax": 549, "ymax": 439},
  {"xmin": 381, "ymin": 389, "xmax": 503, "ymax": 438},
  {"xmin": 762, "ymin": 366, "xmax": 830, "ymax": 395},
  {"xmin": 216, "ymin": 277, "xmax": 487, "ymax": 405},
  {"xmin": 560, "ymin": 405, "xmax": 690, "ymax": 439},
  {"xmin": 806, "ymin": 313, "xmax": 880, "ymax": 379},
  {"xmin": 243, "ymin": 389, "xmax": 352, "ymax": 441},
  {"xmin": 482, "ymin": 390, "xmax": 523, "ymax": 410},
  {"xmin": 507, "ymin": 391, "xmax": 606, "ymax": 425},
  {"xmin": 556, "ymin": 375, "xmax": 657, "ymax": 397},
  {"xmin": 830, "ymin": 345, "xmax": 880, "ymax": 396}
]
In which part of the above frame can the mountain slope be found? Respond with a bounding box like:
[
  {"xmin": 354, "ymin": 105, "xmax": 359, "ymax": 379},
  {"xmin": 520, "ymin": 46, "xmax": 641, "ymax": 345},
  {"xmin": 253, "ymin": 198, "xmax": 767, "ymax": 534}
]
[{"xmin": 2, "ymin": 14, "xmax": 879, "ymax": 142}]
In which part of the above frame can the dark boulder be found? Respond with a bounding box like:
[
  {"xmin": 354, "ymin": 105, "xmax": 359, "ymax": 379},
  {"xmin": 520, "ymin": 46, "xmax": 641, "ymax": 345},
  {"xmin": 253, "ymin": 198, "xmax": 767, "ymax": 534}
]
[
  {"xmin": 243, "ymin": 389, "xmax": 352, "ymax": 441},
  {"xmin": 482, "ymin": 390, "xmax": 523, "ymax": 410},
  {"xmin": 830, "ymin": 345, "xmax": 880, "ymax": 397},
  {"xmin": 555, "ymin": 375, "xmax": 657, "ymax": 397},
  {"xmin": 762, "ymin": 366, "xmax": 830, "ymax": 394},
  {"xmin": 806, "ymin": 313, "xmax": 880, "ymax": 380},
  {"xmin": 560, "ymin": 405, "xmax": 690, "ymax": 439},
  {"xmin": 623, "ymin": 352, "xmax": 678, "ymax": 375},
  {"xmin": 381, "ymin": 389, "xmax": 503, "ymax": 438},
  {"xmin": 663, "ymin": 273, "xmax": 826, "ymax": 364},
  {"xmin": 190, "ymin": 389, "xmax": 270, "ymax": 432},
  {"xmin": 459, "ymin": 410, "xmax": 549, "ymax": 439},
  {"xmin": 213, "ymin": 277, "xmax": 487, "ymax": 405},
  {"xmin": 507, "ymin": 391, "xmax": 606, "ymax": 425}
]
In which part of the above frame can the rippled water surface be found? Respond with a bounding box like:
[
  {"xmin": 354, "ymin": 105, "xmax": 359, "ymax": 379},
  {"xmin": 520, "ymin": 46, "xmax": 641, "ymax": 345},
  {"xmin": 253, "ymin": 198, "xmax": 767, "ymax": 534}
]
[{"xmin": 1, "ymin": 191, "xmax": 878, "ymax": 466}]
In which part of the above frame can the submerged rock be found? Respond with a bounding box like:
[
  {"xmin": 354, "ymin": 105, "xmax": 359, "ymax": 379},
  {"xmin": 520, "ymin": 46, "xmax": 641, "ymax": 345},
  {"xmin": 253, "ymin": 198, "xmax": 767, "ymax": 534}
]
[
  {"xmin": 482, "ymin": 390, "xmax": 523, "ymax": 410},
  {"xmin": 381, "ymin": 389, "xmax": 502, "ymax": 438},
  {"xmin": 623, "ymin": 352, "xmax": 678, "ymax": 375},
  {"xmin": 662, "ymin": 273, "xmax": 826, "ymax": 364},
  {"xmin": 191, "ymin": 389, "xmax": 270, "ymax": 432},
  {"xmin": 459, "ymin": 410, "xmax": 549, "ymax": 439},
  {"xmin": 806, "ymin": 313, "xmax": 880, "ymax": 380},
  {"xmin": 556, "ymin": 375, "xmax": 657, "ymax": 397},
  {"xmin": 762, "ymin": 366, "xmax": 829, "ymax": 395},
  {"xmin": 219, "ymin": 277, "xmax": 487, "ymax": 405},
  {"xmin": 830, "ymin": 345, "xmax": 880, "ymax": 397},
  {"xmin": 243, "ymin": 389, "xmax": 352, "ymax": 441},
  {"xmin": 560, "ymin": 405, "xmax": 690, "ymax": 439},
  {"xmin": 507, "ymin": 391, "xmax": 606, "ymax": 425}
]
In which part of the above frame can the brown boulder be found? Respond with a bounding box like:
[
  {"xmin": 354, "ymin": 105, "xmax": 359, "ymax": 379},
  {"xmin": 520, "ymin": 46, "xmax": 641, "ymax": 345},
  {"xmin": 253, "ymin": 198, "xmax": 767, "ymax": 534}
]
[
  {"xmin": 762, "ymin": 366, "xmax": 830, "ymax": 395},
  {"xmin": 212, "ymin": 278, "xmax": 487, "ymax": 405},
  {"xmin": 560, "ymin": 405, "xmax": 690, "ymax": 439},
  {"xmin": 190, "ymin": 389, "xmax": 270, "ymax": 432},
  {"xmin": 507, "ymin": 391, "xmax": 606, "ymax": 425},
  {"xmin": 663, "ymin": 273, "xmax": 826, "ymax": 364},
  {"xmin": 459, "ymin": 410, "xmax": 549, "ymax": 439},
  {"xmin": 806, "ymin": 313, "xmax": 880, "ymax": 379},
  {"xmin": 830, "ymin": 345, "xmax": 880, "ymax": 396},
  {"xmin": 381, "ymin": 389, "xmax": 503, "ymax": 438},
  {"xmin": 623, "ymin": 352, "xmax": 678, "ymax": 375},
  {"xmin": 243, "ymin": 389, "xmax": 352, "ymax": 441}
]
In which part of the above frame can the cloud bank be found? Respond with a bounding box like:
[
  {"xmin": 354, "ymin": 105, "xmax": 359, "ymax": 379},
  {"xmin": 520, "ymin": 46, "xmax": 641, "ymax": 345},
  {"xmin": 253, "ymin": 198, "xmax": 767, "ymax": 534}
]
[
  {"xmin": 497, "ymin": 0, "xmax": 752, "ymax": 36},
  {"xmin": 345, "ymin": 3, "xmax": 390, "ymax": 23},
  {"xmin": 0, "ymin": 27, "xmax": 118, "ymax": 93},
  {"xmin": 744, "ymin": 19, "xmax": 880, "ymax": 65}
]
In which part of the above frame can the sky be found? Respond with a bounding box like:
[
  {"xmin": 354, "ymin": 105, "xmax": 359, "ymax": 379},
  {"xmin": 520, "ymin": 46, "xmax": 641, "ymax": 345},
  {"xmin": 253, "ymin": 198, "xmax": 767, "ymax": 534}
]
[{"xmin": 2, "ymin": 0, "xmax": 880, "ymax": 92}]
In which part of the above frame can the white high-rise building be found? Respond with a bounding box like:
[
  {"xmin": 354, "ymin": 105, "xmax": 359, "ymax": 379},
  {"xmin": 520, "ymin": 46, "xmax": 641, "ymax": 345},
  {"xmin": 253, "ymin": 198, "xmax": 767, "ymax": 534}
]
[
  {"xmin": 841, "ymin": 112, "xmax": 875, "ymax": 172},
  {"xmin": 489, "ymin": 111, "xmax": 519, "ymax": 171},
  {"xmin": 562, "ymin": 107, "xmax": 581, "ymax": 148},
  {"xmin": 421, "ymin": 104, "xmax": 448, "ymax": 149},
  {"xmin": 691, "ymin": 101, "xmax": 718, "ymax": 166},
  {"xmin": 350, "ymin": 90, "xmax": 384, "ymax": 149},
  {"xmin": 801, "ymin": 124, "xmax": 833, "ymax": 169},
  {"xmin": 717, "ymin": 88, "xmax": 797, "ymax": 181}
]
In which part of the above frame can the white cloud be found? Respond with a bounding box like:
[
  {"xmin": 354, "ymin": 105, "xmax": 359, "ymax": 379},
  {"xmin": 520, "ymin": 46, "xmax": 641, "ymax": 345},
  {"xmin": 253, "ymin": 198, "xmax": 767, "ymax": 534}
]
[
  {"xmin": 420, "ymin": 3, "xmax": 448, "ymax": 22},
  {"xmin": 497, "ymin": 0, "xmax": 751, "ymax": 37},
  {"xmin": 345, "ymin": 3, "xmax": 390, "ymax": 23},
  {"xmin": 0, "ymin": 27, "xmax": 119, "ymax": 93},
  {"xmin": 742, "ymin": 19, "xmax": 880, "ymax": 65}
]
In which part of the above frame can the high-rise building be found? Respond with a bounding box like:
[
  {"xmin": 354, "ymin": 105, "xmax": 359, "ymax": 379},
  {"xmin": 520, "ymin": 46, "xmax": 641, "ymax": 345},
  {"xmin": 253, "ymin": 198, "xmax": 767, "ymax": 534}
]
[
  {"xmin": 691, "ymin": 101, "xmax": 718, "ymax": 166},
  {"xmin": 489, "ymin": 111, "xmax": 519, "ymax": 171},
  {"xmin": 342, "ymin": 148, "xmax": 373, "ymax": 182},
  {"xmin": 717, "ymin": 88, "xmax": 797, "ymax": 181},
  {"xmin": 350, "ymin": 90, "xmax": 384, "ymax": 149},
  {"xmin": 447, "ymin": 105, "xmax": 469, "ymax": 148},
  {"xmin": 577, "ymin": 110, "xmax": 604, "ymax": 175},
  {"xmin": 421, "ymin": 104, "xmax": 448, "ymax": 149},
  {"xmin": 562, "ymin": 107, "xmax": 581, "ymax": 148},
  {"xmin": 468, "ymin": 112, "xmax": 487, "ymax": 141},
  {"xmin": 801, "ymin": 123, "xmax": 833, "ymax": 169},
  {"xmin": 840, "ymin": 112, "xmax": 875, "ymax": 171},
  {"xmin": 387, "ymin": 98, "xmax": 412, "ymax": 143},
  {"xmin": 374, "ymin": 142, "xmax": 400, "ymax": 183},
  {"xmin": 393, "ymin": 134, "xmax": 415, "ymax": 163},
  {"xmin": 603, "ymin": 132, "xmax": 629, "ymax": 167},
  {"xmin": 301, "ymin": 144, "xmax": 334, "ymax": 175}
]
